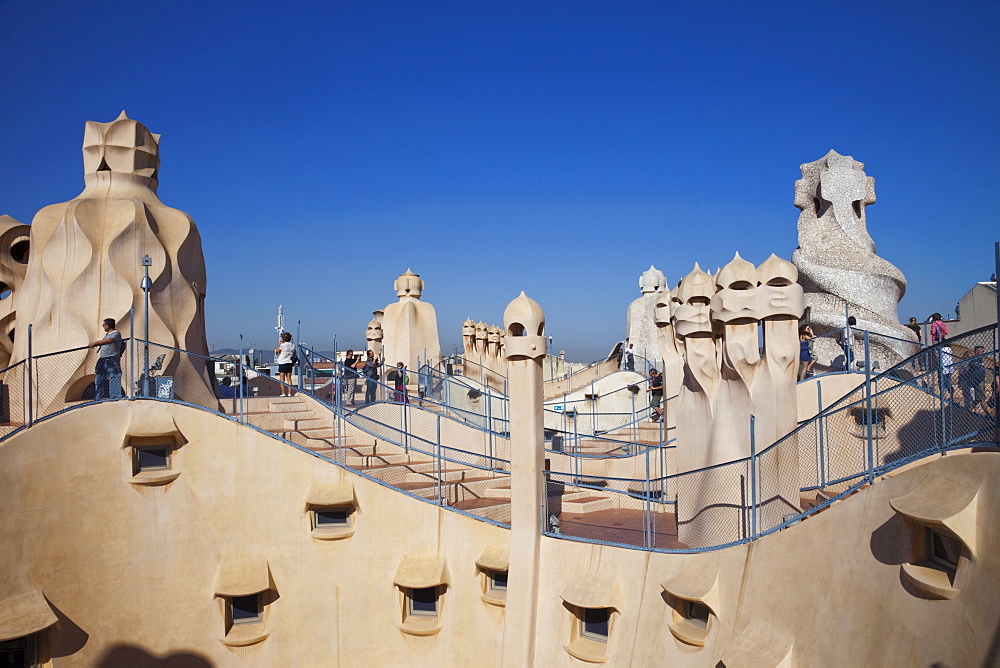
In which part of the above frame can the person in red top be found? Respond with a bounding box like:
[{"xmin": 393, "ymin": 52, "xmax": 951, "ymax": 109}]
[{"xmin": 930, "ymin": 313, "xmax": 948, "ymax": 344}]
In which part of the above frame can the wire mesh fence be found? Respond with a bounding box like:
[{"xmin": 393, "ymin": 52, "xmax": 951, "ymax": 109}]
[
  {"xmin": 803, "ymin": 326, "xmax": 924, "ymax": 379},
  {"xmin": 0, "ymin": 361, "xmax": 27, "ymax": 440}
]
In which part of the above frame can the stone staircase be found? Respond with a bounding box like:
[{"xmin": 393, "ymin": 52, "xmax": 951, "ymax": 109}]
[{"xmin": 251, "ymin": 393, "xmax": 622, "ymax": 527}]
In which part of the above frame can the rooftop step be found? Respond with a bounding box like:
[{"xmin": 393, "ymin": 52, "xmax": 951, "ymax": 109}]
[
  {"xmin": 283, "ymin": 416, "xmax": 329, "ymax": 430},
  {"xmin": 269, "ymin": 396, "xmax": 307, "ymax": 410},
  {"xmin": 483, "ymin": 483, "xmax": 512, "ymax": 499},
  {"xmin": 346, "ymin": 453, "xmax": 413, "ymax": 467},
  {"xmin": 561, "ymin": 493, "xmax": 615, "ymax": 513},
  {"xmin": 284, "ymin": 431, "xmax": 342, "ymax": 451}
]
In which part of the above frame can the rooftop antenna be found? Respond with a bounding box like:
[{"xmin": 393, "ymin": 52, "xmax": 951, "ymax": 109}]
[{"xmin": 276, "ymin": 305, "xmax": 285, "ymax": 335}]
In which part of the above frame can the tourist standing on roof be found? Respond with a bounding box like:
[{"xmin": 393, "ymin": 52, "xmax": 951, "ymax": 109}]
[
  {"xmin": 940, "ymin": 337, "xmax": 955, "ymax": 398},
  {"xmin": 930, "ymin": 313, "xmax": 948, "ymax": 344},
  {"xmin": 958, "ymin": 346, "xmax": 987, "ymax": 411},
  {"xmin": 363, "ymin": 350, "xmax": 380, "ymax": 405},
  {"xmin": 388, "ymin": 361, "xmax": 408, "ymax": 404},
  {"xmin": 342, "ymin": 350, "xmax": 360, "ymax": 406},
  {"xmin": 624, "ymin": 343, "xmax": 635, "ymax": 372},
  {"xmin": 275, "ymin": 332, "xmax": 295, "ymax": 397},
  {"xmin": 798, "ymin": 324, "xmax": 815, "ymax": 381},
  {"xmin": 646, "ymin": 368, "xmax": 664, "ymax": 423},
  {"xmin": 90, "ymin": 317, "xmax": 124, "ymax": 400},
  {"xmin": 840, "ymin": 316, "xmax": 857, "ymax": 371}
]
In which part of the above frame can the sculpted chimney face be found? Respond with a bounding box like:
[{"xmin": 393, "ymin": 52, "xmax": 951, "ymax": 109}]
[
  {"xmin": 757, "ymin": 254, "xmax": 804, "ymax": 319},
  {"xmin": 711, "ymin": 253, "xmax": 761, "ymax": 324},
  {"xmin": 639, "ymin": 265, "xmax": 666, "ymax": 295},
  {"xmin": 487, "ymin": 325, "xmax": 501, "ymax": 344},
  {"xmin": 653, "ymin": 287, "xmax": 673, "ymax": 327},
  {"xmin": 503, "ymin": 292, "xmax": 546, "ymax": 361},
  {"xmin": 462, "ymin": 318, "xmax": 476, "ymax": 338},
  {"xmin": 393, "ymin": 269, "xmax": 424, "ymax": 298},
  {"xmin": 82, "ymin": 111, "xmax": 160, "ymax": 190},
  {"xmin": 674, "ymin": 264, "xmax": 717, "ymax": 337},
  {"xmin": 366, "ymin": 319, "xmax": 383, "ymax": 341}
]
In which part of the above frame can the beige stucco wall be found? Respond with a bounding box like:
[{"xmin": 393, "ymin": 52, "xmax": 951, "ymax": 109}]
[
  {"xmin": 0, "ymin": 401, "xmax": 506, "ymax": 666},
  {"xmin": 949, "ymin": 283, "xmax": 998, "ymax": 338},
  {"xmin": 532, "ymin": 450, "xmax": 1000, "ymax": 666},
  {"xmin": 0, "ymin": 400, "xmax": 997, "ymax": 666}
]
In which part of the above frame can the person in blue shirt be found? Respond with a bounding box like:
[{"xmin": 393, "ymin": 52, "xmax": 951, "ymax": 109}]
[{"xmin": 217, "ymin": 376, "xmax": 236, "ymax": 399}]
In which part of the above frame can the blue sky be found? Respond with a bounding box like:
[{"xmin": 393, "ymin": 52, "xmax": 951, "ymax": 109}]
[{"xmin": 1, "ymin": 1, "xmax": 997, "ymax": 359}]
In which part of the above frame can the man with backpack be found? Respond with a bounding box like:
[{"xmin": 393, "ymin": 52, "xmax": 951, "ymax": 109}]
[{"xmin": 90, "ymin": 317, "xmax": 124, "ymax": 400}]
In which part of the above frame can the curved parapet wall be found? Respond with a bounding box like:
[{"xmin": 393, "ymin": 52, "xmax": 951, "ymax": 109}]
[
  {"xmin": 0, "ymin": 400, "xmax": 995, "ymax": 665},
  {"xmin": 791, "ymin": 150, "xmax": 918, "ymax": 369}
]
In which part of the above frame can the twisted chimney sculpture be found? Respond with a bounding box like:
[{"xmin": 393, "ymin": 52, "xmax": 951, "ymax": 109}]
[{"xmin": 791, "ymin": 150, "xmax": 917, "ymax": 370}]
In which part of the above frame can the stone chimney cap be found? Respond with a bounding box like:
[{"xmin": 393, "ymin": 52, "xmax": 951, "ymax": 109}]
[{"xmin": 639, "ymin": 265, "xmax": 667, "ymax": 294}]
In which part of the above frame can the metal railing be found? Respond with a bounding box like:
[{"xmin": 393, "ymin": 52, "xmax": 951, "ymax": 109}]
[
  {"xmin": 542, "ymin": 324, "xmax": 997, "ymax": 551},
  {"xmin": 800, "ymin": 326, "xmax": 924, "ymax": 381},
  {"xmin": 3, "ymin": 323, "xmax": 995, "ymax": 553}
]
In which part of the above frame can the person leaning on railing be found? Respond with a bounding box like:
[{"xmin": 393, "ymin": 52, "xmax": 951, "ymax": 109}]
[{"xmin": 89, "ymin": 317, "xmax": 124, "ymax": 400}]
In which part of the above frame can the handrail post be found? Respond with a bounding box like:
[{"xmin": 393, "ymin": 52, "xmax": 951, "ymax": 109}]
[
  {"xmin": 937, "ymin": 340, "xmax": 947, "ymax": 449},
  {"xmin": 659, "ymin": 398, "xmax": 664, "ymax": 443},
  {"xmin": 574, "ymin": 417, "xmax": 580, "ymax": 485},
  {"xmin": 487, "ymin": 390, "xmax": 495, "ymax": 468},
  {"xmin": 864, "ymin": 330, "xmax": 875, "ymax": 481},
  {"xmin": 631, "ymin": 392, "xmax": 636, "ymax": 442},
  {"xmin": 659, "ymin": 437, "xmax": 666, "ymax": 500},
  {"xmin": 436, "ymin": 413, "xmax": 443, "ymax": 505},
  {"xmin": 444, "ymin": 375, "xmax": 450, "ymax": 419},
  {"xmin": 26, "ymin": 324, "xmax": 33, "ymax": 427},
  {"xmin": 503, "ymin": 379, "xmax": 508, "ymax": 427},
  {"xmin": 749, "ymin": 414, "xmax": 757, "ymax": 540},
  {"xmin": 817, "ymin": 380, "xmax": 825, "ymax": 488},
  {"xmin": 335, "ymin": 364, "xmax": 342, "ymax": 415},
  {"xmin": 644, "ymin": 443, "xmax": 652, "ymax": 549},
  {"xmin": 128, "ymin": 306, "xmax": 135, "ymax": 400},
  {"xmin": 590, "ymin": 379, "xmax": 596, "ymax": 435},
  {"xmin": 142, "ymin": 255, "xmax": 151, "ymax": 394},
  {"xmin": 338, "ymin": 409, "xmax": 345, "ymax": 467},
  {"xmin": 402, "ymin": 393, "xmax": 409, "ymax": 454},
  {"xmin": 238, "ymin": 335, "xmax": 245, "ymax": 424},
  {"xmin": 296, "ymin": 321, "xmax": 303, "ymax": 392}
]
